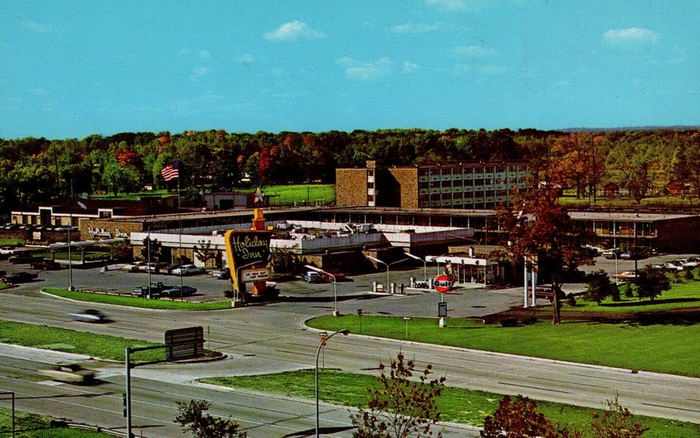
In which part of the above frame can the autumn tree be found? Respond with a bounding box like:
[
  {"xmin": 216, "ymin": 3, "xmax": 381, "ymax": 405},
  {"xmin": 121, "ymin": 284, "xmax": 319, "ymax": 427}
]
[
  {"xmin": 175, "ymin": 399, "xmax": 247, "ymax": 438},
  {"xmin": 551, "ymin": 133, "xmax": 606, "ymax": 201},
  {"xmin": 481, "ymin": 395, "xmax": 580, "ymax": 438},
  {"xmin": 193, "ymin": 239, "xmax": 220, "ymax": 268},
  {"xmin": 351, "ymin": 352, "xmax": 446, "ymax": 438},
  {"xmin": 498, "ymin": 187, "xmax": 595, "ymax": 324},
  {"xmin": 591, "ymin": 398, "xmax": 648, "ymax": 438}
]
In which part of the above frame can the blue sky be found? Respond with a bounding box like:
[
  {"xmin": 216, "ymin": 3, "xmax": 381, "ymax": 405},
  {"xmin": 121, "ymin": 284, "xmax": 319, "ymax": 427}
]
[{"xmin": 1, "ymin": 0, "xmax": 698, "ymax": 139}]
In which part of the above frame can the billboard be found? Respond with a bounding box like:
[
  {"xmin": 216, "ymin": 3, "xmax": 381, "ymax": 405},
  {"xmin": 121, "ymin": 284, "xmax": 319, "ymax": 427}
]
[{"xmin": 223, "ymin": 229, "xmax": 272, "ymax": 293}]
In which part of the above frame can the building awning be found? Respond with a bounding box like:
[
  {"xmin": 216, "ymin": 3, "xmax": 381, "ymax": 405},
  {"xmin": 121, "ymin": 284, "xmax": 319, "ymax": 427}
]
[{"xmin": 48, "ymin": 238, "xmax": 128, "ymax": 249}]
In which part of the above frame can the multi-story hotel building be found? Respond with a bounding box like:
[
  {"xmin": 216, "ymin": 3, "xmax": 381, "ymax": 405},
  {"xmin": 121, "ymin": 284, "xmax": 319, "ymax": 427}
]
[{"xmin": 336, "ymin": 160, "xmax": 532, "ymax": 209}]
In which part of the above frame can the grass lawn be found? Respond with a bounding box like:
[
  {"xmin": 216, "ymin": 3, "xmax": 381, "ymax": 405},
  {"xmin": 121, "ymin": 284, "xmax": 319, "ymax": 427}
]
[
  {"xmin": 0, "ymin": 283, "xmax": 11, "ymax": 290},
  {"xmin": 34, "ymin": 251, "xmax": 110, "ymax": 261},
  {"xmin": 0, "ymin": 238, "xmax": 25, "ymax": 246},
  {"xmin": 307, "ymin": 316, "xmax": 700, "ymax": 377},
  {"xmin": 559, "ymin": 195, "xmax": 700, "ymax": 209},
  {"xmin": 561, "ymin": 279, "xmax": 700, "ymax": 312},
  {"xmin": 202, "ymin": 370, "xmax": 699, "ymax": 438},
  {"xmin": 0, "ymin": 320, "xmax": 163, "ymax": 362},
  {"xmin": 89, "ymin": 189, "xmax": 171, "ymax": 200},
  {"xmin": 263, "ymin": 184, "xmax": 334, "ymax": 206},
  {"xmin": 0, "ymin": 407, "xmax": 111, "ymax": 437},
  {"xmin": 43, "ymin": 288, "xmax": 232, "ymax": 310}
]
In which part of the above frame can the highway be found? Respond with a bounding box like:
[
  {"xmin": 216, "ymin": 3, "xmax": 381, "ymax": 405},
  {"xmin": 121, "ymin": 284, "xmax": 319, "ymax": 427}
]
[{"xmin": 0, "ymin": 274, "xmax": 699, "ymax": 436}]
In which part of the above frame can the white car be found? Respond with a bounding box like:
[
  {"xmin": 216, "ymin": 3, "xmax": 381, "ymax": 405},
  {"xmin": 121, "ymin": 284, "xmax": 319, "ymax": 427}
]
[
  {"xmin": 677, "ymin": 259, "xmax": 699, "ymax": 268},
  {"xmin": 0, "ymin": 246, "xmax": 16, "ymax": 256},
  {"xmin": 663, "ymin": 261, "xmax": 684, "ymax": 271},
  {"xmin": 170, "ymin": 264, "xmax": 204, "ymax": 276}
]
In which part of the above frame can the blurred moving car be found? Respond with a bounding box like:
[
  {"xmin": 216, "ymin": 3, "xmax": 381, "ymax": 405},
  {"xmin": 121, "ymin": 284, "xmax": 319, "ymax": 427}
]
[
  {"xmin": 68, "ymin": 309, "xmax": 109, "ymax": 323},
  {"xmin": 39, "ymin": 362, "xmax": 96, "ymax": 384},
  {"xmin": 663, "ymin": 261, "xmax": 685, "ymax": 271},
  {"xmin": 170, "ymin": 264, "xmax": 204, "ymax": 276},
  {"xmin": 2, "ymin": 272, "xmax": 38, "ymax": 284}
]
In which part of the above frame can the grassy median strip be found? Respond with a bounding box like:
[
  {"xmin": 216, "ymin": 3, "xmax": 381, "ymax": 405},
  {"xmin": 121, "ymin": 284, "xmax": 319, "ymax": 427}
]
[
  {"xmin": 0, "ymin": 320, "xmax": 163, "ymax": 362},
  {"xmin": 556, "ymin": 280, "xmax": 700, "ymax": 313},
  {"xmin": 307, "ymin": 315, "xmax": 700, "ymax": 377},
  {"xmin": 0, "ymin": 283, "xmax": 11, "ymax": 291},
  {"xmin": 43, "ymin": 288, "xmax": 232, "ymax": 310},
  {"xmin": 0, "ymin": 407, "xmax": 110, "ymax": 437},
  {"xmin": 201, "ymin": 370, "xmax": 699, "ymax": 438}
]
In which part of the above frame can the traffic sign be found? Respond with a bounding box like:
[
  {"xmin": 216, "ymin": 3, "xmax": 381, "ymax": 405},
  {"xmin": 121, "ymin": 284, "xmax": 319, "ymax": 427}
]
[{"xmin": 434, "ymin": 275, "xmax": 453, "ymax": 293}]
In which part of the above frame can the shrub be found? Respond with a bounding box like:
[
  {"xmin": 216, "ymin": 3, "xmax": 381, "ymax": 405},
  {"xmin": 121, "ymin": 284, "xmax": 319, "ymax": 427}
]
[{"xmin": 500, "ymin": 318, "xmax": 519, "ymax": 327}]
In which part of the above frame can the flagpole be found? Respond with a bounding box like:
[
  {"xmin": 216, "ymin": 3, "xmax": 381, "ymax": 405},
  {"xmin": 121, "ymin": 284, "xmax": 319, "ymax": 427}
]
[{"xmin": 178, "ymin": 170, "xmax": 183, "ymax": 299}]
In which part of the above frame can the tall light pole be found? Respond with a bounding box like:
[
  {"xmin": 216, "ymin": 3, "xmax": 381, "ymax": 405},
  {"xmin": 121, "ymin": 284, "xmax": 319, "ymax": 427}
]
[
  {"xmin": 315, "ymin": 329, "xmax": 349, "ymax": 438},
  {"xmin": 366, "ymin": 255, "xmax": 389, "ymax": 290},
  {"xmin": 305, "ymin": 265, "xmax": 339, "ymax": 316},
  {"xmin": 406, "ymin": 252, "xmax": 427, "ymax": 282}
]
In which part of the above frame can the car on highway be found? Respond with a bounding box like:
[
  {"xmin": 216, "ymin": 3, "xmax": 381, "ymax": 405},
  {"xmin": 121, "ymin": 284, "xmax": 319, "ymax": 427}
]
[
  {"xmin": 170, "ymin": 264, "xmax": 205, "ymax": 276},
  {"xmin": 68, "ymin": 309, "xmax": 109, "ymax": 323},
  {"xmin": 39, "ymin": 362, "xmax": 96, "ymax": 384},
  {"xmin": 160, "ymin": 285, "xmax": 197, "ymax": 297},
  {"xmin": 0, "ymin": 245, "xmax": 18, "ymax": 257},
  {"xmin": 2, "ymin": 271, "xmax": 38, "ymax": 284},
  {"xmin": 677, "ymin": 258, "xmax": 700, "ymax": 269},
  {"xmin": 613, "ymin": 271, "xmax": 638, "ymax": 280}
]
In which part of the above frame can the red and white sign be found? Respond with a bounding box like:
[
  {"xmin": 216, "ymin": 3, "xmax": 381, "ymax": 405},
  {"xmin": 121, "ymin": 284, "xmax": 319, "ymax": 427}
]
[
  {"xmin": 434, "ymin": 275, "xmax": 453, "ymax": 293},
  {"xmin": 241, "ymin": 268, "xmax": 270, "ymax": 282}
]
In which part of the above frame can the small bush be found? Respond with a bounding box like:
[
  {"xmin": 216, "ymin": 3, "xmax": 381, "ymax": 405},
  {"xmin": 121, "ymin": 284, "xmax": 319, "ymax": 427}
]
[
  {"xmin": 223, "ymin": 290, "xmax": 234, "ymax": 299},
  {"xmin": 500, "ymin": 318, "xmax": 519, "ymax": 327},
  {"xmin": 624, "ymin": 284, "xmax": 634, "ymax": 298},
  {"xmin": 684, "ymin": 269, "xmax": 694, "ymax": 281},
  {"xmin": 566, "ymin": 296, "xmax": 577, "ymax": 306},
  {"xmin": 521, "ymin": 317, "xmax": 538, "ymax": 325}
]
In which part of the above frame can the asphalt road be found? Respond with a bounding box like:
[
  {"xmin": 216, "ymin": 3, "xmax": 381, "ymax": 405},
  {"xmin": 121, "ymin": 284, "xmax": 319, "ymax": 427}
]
[{"xmin": 1, "ymin": 256, "xmax": 699, "ymax": 436}]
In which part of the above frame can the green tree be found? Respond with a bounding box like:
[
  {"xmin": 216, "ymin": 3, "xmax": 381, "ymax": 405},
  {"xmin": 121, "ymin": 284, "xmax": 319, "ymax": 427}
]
[
  {"xmin": 585, "ymin": 270, "xmax": 620, "ymax": 304},
  {"xmin": 175, "ymin": 399, "xmax": 247, "ymax": 438},
  {"xmin": 634, "ymin": 266, "xmax": 670, "ymax": 302},
  {"xmin": 351, "ymin": 352, "xmax": 445, "ymax": 438}
]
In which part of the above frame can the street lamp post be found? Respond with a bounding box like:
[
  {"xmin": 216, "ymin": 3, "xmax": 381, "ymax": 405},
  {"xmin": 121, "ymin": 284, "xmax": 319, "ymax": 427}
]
[
  {"xmin": 406, "ymin": 252, "xmax": 427, "ymax": 282},
  {"xmin": 315, "ymin": 329, "xmax": 349, "ymax": 438},
  {"xmin": 367, "ymin": 255, "xmax": 390, "ymax": 290},
  {"xmin": 305, "ymin": 265, "xmax": 339, "ymax": 316}
]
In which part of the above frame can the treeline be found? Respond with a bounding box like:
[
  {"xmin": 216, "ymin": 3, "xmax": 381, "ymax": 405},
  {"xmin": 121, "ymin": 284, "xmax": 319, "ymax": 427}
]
[{"xmin": 0, "ymin": 128, "xmax": 698, "ymax": 209}]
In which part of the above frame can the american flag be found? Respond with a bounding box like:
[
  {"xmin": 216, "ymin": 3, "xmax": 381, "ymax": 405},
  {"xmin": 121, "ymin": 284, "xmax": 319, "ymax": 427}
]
[{"xmin": 161, "ymin": 162, "xmax": 180, "ymax": 181}]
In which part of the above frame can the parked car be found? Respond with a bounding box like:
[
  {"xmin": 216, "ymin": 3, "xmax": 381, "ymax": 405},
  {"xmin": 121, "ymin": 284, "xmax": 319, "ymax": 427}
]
[
  {"xmin": 211, "ymin": 269, "xmax": 231, "ymax": 280},
  {"xmin": 132, "ymin": 281, "xmax": 168, "ymax": 297},
  {"xmin": 583, "ymin": 245, "xmax": 604, "ymax": 256},
  {"xmin": 68, "ymin": 309, "xmax": 109, "ymax": 323},
  {"xmin": 677, "ymin": 259, "xmax": 700, "ymax": 268},
  {"xmin": 620, "ymin": 246, "xmax": 651, "ymax": 260},
  {"xmin": 3, "ymin": 272, "xmax": 38, "ymax": 283},
  {"xmin": 321, "ymin": 269, "xmax": 348, "ymax": 282},
  {"xmin": 160, "ymin": 285, "xmax": 197, "ymax": 297},
  {"xmin": 0, "ymin": 246, "xmax": 17, "ymax": 256},
  {"xmin": 663, "ymin": 261, "xmax": 685, "ymax": 271},
  {"xmin": 170, "ymin": 264, "xmax": 204, "ymax": 276},
  {"xmin": 39, "ymin": 362, "xmax": 96, "ymax": 384},
  {"xmin": 302, "ymin": 271, "xmax": 324, "ymax": 283},
  {"xmin": 602, "ymin": 248, "xmax": 622, "ymax": 259},
  {"xmin": 613, "ymin": 271, "xmax": 638, "ymax": 280},
  {"xmin": 8, "ymin": 253, "xmax": 40, "ymax": 264},
  {"xmin": 31, "ymin": 260, "xmax": 61, "ymax": 270}
]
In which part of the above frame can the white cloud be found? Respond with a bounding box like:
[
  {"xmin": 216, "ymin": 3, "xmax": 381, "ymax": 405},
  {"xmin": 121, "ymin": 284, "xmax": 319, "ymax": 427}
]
[
  {"xmin": 337, "ymin": 57, "xmax": 392, "ymax": 81},
  {"xmin": 426, "ymin": 0, "xmax": 469, "ymax": 11},
  {"xmin": 264, "ymin": 20, "xmax": 324, "ymax": 41},
  {"xmin": 603, "ymin": 27, "xmax": 659, "ymax": 44},
  {"xmin": 452, "ymin": 45, "xmax": 497, "ymax": 57},
  {"xmin": 402, "ymin": 62, "xmax": 420, "ymax": 73},
  {"xmin": 391, "ymin": 23, "xmax": 441, "ymax": 34},
  {"xmin": 234, "ymin": 54, "xmax": 254, "ymax": 64},
  {"xmin": 21, "ymin": 20, "xmax": 52, "ymax": 33},
  {"xmin": 189, "ymin": 67, "xmax": 209, "ymax": 81}
]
